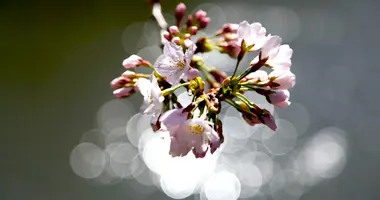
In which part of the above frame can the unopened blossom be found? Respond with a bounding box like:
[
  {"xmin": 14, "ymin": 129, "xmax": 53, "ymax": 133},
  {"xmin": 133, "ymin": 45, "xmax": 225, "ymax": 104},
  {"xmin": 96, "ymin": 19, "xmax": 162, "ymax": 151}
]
[
  {"xmin": 160, "ymin": 109, "xmax": 222, "ymax": 158},
  {"xmin": 138, "ymin": 75, "xmax": 164, "ymax": 124},
  {"xmin": 187, "ymin": 68, "xmax": 201, "ymax": 80},
  {"xmin": 252, "ymin": 35, "xmax": 293, "ymax": 70},
  {"xmin": 175, "ymin": 3, "xmax": 186, "ymax": 25},
  {"xmin": 237, "ymin": 20, "xmax": 267, "ymax": 51},
  {"xmin": 269, "ymin": 69, "xmax": 296, "ymax": 90},
  {"xmin": 122, "ymin": 55, "xmax": 144, "ymax": 69},
  {"xmin": 154, "ymin": 42, "xmax": 196, "ymax": 84},
  {"xmin": 113, "ymin": 87, "xmax": 135, "ymax": 98},
  {"xmin": 266, "ymin": 90, "xmax": 291, "ymax": 108}
]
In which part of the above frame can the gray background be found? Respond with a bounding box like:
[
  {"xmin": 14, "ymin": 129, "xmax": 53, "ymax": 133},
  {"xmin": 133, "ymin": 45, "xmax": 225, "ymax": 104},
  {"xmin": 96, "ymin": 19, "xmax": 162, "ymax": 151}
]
[{"xmin": 1, "ymin": 0, "xmax": 380, "ymax": 199}]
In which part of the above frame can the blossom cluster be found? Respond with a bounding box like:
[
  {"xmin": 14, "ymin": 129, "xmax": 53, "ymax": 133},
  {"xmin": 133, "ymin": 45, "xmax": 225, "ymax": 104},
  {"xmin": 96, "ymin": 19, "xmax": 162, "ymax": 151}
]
[{"xmin": 110, "ymin": 2, "xmax": 296, "ymax": 158}]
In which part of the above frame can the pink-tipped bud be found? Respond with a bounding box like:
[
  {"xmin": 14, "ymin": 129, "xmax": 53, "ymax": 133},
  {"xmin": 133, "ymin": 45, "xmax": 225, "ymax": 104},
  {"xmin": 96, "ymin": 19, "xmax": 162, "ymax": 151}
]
[
  {"xmin": 189, "ymin": 26, "xmax": 198, "ymax": 35},
  {"xmin": 183, "ymin": 39, "xmax": 194, "ymax": 48},
  {"xmin": 163, "ymin": 31, "xmax": 171, "ymax": 41},
  {"xmin": 113, "ymin": 87, "xmax": 135, "ymax": 98},
  {"xmin": 258, "ymin": 111, "xmax": 277, "ymax": 131},
  {"xmin": 168, "ymin": 25, "xmax": 179, "ymax": 35},
  {"xmin": 172, "ymin": 36, "xmax": 181, "ymax": 45},
  {"xmin": 194, "ymin": 10, "xmax": 207, "ymax": 21},
  {"xmin": 242, "ymin": 113, "xmax": 262, "ymax": 126},
  {"xmin": 224, "ymin": 33, "xmax": 238, "ymax": 41},
  {"xmin": 186, "ymin": 15, "xmax": 193, "ymax": 27},
  {"xmin": 199, "ymin": 17, "xmax": 211, "ymax": 29},
  {"xmin": 223, "ymin": 23, "xmax": 239, "ymax": 33},
  {"xmin": 175, "ymin": 3, "xmax": 186, "ymax": 24},
  {"xmin": 122, "ymin": 55, "xmax": 143, "ymax": 69},
  {"xmin": 220, "ymin": 40, "xmax": 240, "ymax": 58},
  {"xmin": 121, "ymin": 70, "xmax": 136, "ymax": 79},
  {"xmin": 110, "ymin": 77, "xmax": 128, "ymax": 90}
]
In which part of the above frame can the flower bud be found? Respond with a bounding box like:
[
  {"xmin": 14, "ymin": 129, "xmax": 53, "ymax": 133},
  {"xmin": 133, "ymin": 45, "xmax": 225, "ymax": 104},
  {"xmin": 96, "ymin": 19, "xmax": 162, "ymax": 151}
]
[
  {"xmin": 113, "ymin": 87, "xmax": 135, "ymax": 98},
  {"xmin": 257, "ymin": 110, "xmax": 277, "ymax": 131},
  {"xmin": 172, "ymin": 36, "xmax": 181, "ymax": 45},
  {"xmin": 186, "ymin": 15, "xmax": 193, "ymax": 27},
  {"xmin": 168, "ymin": 25, "xmax": 179, "ymax": 35},
  {"xmin": 122, "ymin": 55, "xmax": 143, "ymax": 69},
  {"xmin": 194, "ymin": 10, "xmax": 207, "ymax": 21},
  {"xmin": 223, "ymin": 23, "xmax": 239, "ymax": 33},
  {"xmin": 187, "ymin": 68, "xmax": 201, "ymax": 80},
  {"xmin": 121, "ymin": 70, "xmax": 136, "ymax": 79},
  {"xmin": 189, "ymin": 26, "xmax": 198, "ymax": 35},
  {"xmin": 242, "ymin": 112, "xmax": 262, "ymax": 126},
  {"xmin": 175, "ymin": 3, "xmax": 186, "ymax": 24},
  {"xmin": 220, "ymin": 40, "xmax": 240, "ymax": 58},
  {"xmin": 199, "ymin": 17, "xmax": 211, "ymax": 29},
  {"xmin": 163, "ymin": 31, "xmax": 171, "ymax": 41},
  {"xmin": 110, "ymin": 77, "xmax": 128, "ymax": 90}
]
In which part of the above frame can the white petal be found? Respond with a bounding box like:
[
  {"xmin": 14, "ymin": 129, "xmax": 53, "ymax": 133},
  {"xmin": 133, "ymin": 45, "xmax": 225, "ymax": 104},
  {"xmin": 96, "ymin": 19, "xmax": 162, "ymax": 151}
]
[
  {"xmin": 261, "ymin": 35, "xmax": 282, "ymax": 59},
  {"xmin": 137, "ymin": 78, "xmax": 152, "ymax": 97},
  {"xmin": 163, "ymin": 42, "xmax": 184, "ymax": 61},
  {"xmin": 185, "ymin": 43, "xmax": 196, "ymax": 65},
  {"xmin": 237, "ymin": 21, "xmax": 251, "ymax": 41}
]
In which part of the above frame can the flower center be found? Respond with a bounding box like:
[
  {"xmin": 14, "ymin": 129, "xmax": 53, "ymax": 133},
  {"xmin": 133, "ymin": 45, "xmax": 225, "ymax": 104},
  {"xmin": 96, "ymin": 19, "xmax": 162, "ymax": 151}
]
[
  {"xmin": 175, "ymin": 61, "xmax": 186, "ymax": 69},
  {"xmin": 188, "ymin": 124, "xmax": 204, "ymax": 135},
  {"xmin": 148, "ymin": 95, "xmax": 153, "ymax": 104}
]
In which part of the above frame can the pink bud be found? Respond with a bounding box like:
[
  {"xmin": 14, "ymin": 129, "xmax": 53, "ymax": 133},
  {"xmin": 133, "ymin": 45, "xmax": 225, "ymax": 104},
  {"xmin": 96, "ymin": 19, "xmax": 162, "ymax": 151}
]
[
  {"xmin": 199, "ymin": 17, "xmax": 211, "ymax": 29},
  {"xmin": 189, "ymin": 26, "xmax": 198, "ymax": 35},
  {"xmin": 113, "ymin": 87, "xmax": 135, "ymax": 98},
  {"xmin": 175, "ymin": 3, "xmax": 186, "ymax": 23},
  {"xmin": 187, "ymin": 68, "xmax": 201, "ymax": 80},
  {"xmin": 163, "ymin": 31, "xmax": 171, "ymax": 41},
  {"xmin": 242, "ymin": 113, "xmax": 262, "ymax": 126},
  {"xmin": 194, "ymin": 10, "xmax": 207, "ymax": 21},
  {"xmin": 186, "ymin": 15, "xmax": 193, "ymax": 27},
  {"xmin": 121, "ymin": 70, "xmax": 136, "ymax": 79},
  {"xmin": 110, "ymin": 77, "xmax": 128, "ymax": 90},
  {"xmin": 122, "ymin": 55, "xmax": 143, "ymax": 69},
  {"xmin": 168, "ymin": 25, "xmax": 179, "ymax": 35},
  {"xmin": 223, "ymin": 23, "xmax": 239, "ymax": 33},
  {"xmin": 259, "ymin": 112, "xmax": 277, "ymax": 131},
  {"xmin": 172, "ymin": 37, "xmax": 181, "ymax": 45}
]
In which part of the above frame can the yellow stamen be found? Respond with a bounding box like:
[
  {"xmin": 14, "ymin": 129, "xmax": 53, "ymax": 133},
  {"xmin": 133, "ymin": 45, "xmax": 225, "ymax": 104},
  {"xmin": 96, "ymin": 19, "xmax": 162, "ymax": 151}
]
[
  {"xmin": 188, "ymin": 124, "xmax": 204, "ymax": 135},
  {"xmin": 175, "ymin": 61, "xmax": 186, "ymax": 69}
]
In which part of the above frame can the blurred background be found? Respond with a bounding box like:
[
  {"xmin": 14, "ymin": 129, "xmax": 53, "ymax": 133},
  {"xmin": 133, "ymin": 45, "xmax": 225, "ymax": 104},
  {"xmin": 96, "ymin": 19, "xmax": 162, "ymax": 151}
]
[{"xmin": 1, "ymin": 0, "xmax": 380, "ymax": 199}]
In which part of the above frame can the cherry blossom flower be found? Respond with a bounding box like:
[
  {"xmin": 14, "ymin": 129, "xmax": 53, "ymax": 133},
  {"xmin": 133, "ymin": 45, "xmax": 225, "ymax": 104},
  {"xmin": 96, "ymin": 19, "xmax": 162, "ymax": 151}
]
[
  {"xmin": 237, "ymin": 20, "xmax": 267, "ymax": 51},
  {"xmin": 251, "ymin": 35, "xmax": 293, "ymax": 70},
  {"xmin": 138, "ymin": 75, "xmax": 164, "ymax": 124},
  {"xmin": 154, "ymin": 42, "xmax": 197, "ymax": 84},
  {"xmin": 160, "ymin": 109, "xmax": 222, "ymax": 158}
]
